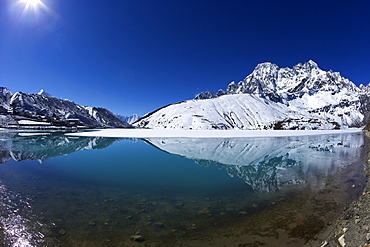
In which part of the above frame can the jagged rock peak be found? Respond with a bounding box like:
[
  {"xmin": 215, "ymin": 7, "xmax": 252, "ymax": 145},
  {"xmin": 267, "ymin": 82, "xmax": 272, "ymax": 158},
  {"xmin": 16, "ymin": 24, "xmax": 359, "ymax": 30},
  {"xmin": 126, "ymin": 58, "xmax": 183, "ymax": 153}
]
[
  {"xmin": 0, "ymin": 87, "xmax": 12, "ymax": 113},
  {"xmin": 37, "ymin": 89, "xmax": 52, "ymax": 97},
  {"xmin": 195, "ymin": 60, "xmax": 358, "ymax": 101},
  {"xmin": 292, "ymin": 60, "xmax": 319, "ymax": 70},
  {"xmin": 0, "ymin": 87, "xmax": 12, "ymax": 95},
  {"xmin": 0, "ymin": 87, "xmax": 12, "ymax": 101},
  {"xmin": 252, "ymin": 62, "xmax": 279, "ymax": 72},
  {"xmin": 194, "ymin": 91, "xmax": 216, "ymax": 100},
  {"xmin": 115, "ymin": 113, "xmax": 140, "ymax": 124}
]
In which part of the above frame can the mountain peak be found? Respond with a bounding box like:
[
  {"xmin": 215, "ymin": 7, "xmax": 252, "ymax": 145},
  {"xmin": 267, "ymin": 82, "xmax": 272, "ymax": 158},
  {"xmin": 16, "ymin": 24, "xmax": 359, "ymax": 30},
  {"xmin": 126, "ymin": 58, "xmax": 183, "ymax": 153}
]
[
  {"xmin": 254, "ymin": 62, "xmax": 278, "ymax": 69},
  {"xmin": 37, "ymin": 89, "xmax": 52, "ymax": 97},
  {"xmin": 305, "ymin": 59, "xmax": 318, "ymax": 67},
  {"xmin": 252, "ymin": 62, "xmax": 280, "ymax": 76},
  {"xmin": 292, "ymin": 60, "xmax": 319, "ymax": 71},
  {"xmin": 201, "ymin": 60, "xmax": 358, "ymax": 101},
  {"xmin": 303, "ymin": 60, "xmax": 319, "ymax": 70},
  {"xmin": 0, "ymin": 87, "xmax": 12, "ymax": 96}
]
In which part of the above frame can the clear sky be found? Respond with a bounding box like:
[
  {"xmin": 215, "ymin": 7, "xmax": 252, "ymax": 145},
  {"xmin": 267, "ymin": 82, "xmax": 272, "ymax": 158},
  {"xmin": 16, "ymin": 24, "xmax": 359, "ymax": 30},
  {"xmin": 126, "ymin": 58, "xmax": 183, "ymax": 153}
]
[{"xmin": 1, "ymin": 0, "xmax": 369, "ymax": 116}]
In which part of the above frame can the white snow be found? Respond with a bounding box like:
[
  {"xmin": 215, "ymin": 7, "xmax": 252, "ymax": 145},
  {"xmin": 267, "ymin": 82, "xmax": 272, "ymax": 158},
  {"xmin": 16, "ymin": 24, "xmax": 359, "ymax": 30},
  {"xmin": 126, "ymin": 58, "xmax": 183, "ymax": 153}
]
[
  {"xmin": 17, "ymin": 133, "xmax": 51, "ymax": 136},
  {"xmin": 134, "ymin": 92, "xmax": 363, "ymax": 130},
  {"xmin": 18, "ymin": 120, "xmax": 51, "ymax": 125},
  {"xmin": 37, "ymin": 89, "xmax": 51, "ymax": 97},
  {"xmin": 66, "ymin": 128, "xmax": 362, "ymax": 138},
  {"xmin": 135, "ymin": 94, "xmax": 294, "ymax": 130}
]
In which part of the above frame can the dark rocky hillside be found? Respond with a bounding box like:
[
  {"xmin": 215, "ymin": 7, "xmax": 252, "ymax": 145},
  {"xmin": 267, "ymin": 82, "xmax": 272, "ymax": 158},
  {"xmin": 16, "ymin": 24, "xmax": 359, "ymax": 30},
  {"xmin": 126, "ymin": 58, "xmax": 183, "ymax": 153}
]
[{"xmin": 0, "ymin": 87, "xmax": 130, "ymax": 130}]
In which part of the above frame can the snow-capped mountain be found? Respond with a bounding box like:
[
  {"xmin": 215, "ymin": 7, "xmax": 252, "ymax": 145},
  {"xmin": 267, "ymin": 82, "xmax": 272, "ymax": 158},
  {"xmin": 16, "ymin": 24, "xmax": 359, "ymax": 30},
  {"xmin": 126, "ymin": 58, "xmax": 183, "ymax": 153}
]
[
  {"xmin": 144, "ymin": 133, "xmax": 365, "ymax": 192},
  {"xmin": 0, "ymin": 87, "xmax": 130, "ymax": 129},
  {"xmin": 115, "ymin": 113, "xmax": 140, "ymax": 124},
  {"xmin": 135, "ymin": 61, "xmax": 370, "ymax": 130},
  {"xmin": 37, "ymin": 89, "xmax": 52, "ymax": 97}
]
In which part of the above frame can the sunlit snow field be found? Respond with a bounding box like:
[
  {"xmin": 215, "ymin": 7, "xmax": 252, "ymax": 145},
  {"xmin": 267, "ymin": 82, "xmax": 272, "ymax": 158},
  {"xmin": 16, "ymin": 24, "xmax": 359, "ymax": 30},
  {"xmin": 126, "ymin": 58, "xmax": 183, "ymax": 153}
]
[
  {"xmin": 0, "ymin": 129, "xmax": 368, "ymax": 246},
  {"xmin": 66, "ymin": 128, "xmax": 362, "ymax": 138}
]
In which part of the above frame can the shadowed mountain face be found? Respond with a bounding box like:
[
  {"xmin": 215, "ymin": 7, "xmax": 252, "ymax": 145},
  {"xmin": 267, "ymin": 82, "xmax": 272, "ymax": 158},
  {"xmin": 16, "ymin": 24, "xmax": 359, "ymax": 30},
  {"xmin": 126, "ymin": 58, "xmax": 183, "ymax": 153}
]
[
  {"xmin": 144, "ymin": 133, "xmax": 366, "ymax": 192},
  {"xmin": 0, "ymin": 131, "xmax": 118, "ymax": 164}
]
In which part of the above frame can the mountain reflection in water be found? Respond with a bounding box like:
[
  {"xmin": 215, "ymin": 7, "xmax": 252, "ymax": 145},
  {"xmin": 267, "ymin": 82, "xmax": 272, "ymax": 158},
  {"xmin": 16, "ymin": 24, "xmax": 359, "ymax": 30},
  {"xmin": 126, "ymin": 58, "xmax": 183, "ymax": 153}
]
[
  {"xmin": 0, "ymin": 131, "xmax": 119, "ymax": 164},
  {"xmin": 144, "ymin": 134, "xmax": 365, "ymax": 192},
  {"xmin": 0, "ymin": 131, "xmax": 364, "ymax": 194}
]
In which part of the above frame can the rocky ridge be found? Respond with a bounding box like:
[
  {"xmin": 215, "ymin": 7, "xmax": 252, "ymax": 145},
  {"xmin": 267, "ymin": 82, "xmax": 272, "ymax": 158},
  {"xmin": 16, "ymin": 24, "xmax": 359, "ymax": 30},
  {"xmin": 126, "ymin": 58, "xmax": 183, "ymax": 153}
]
[
  {"xmin": 0, "ymin": 87, "xmax": 130, "ymax": 129},
  {"xmin": 115, "ymin": 113, "xmax": 140, "ymax": 124}
]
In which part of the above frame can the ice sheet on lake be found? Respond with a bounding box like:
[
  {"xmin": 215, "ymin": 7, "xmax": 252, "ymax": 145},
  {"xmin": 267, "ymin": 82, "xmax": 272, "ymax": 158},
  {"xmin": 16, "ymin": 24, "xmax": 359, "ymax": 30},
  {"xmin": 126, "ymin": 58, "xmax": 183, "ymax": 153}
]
[{"xmin": 67, "ymin": 128, "xmax": 362, "ymax": 138}]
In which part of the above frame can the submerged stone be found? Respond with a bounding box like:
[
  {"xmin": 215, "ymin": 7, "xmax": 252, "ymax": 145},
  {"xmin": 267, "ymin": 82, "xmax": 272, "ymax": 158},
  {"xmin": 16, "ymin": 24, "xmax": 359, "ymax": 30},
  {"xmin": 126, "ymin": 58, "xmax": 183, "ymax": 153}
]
[
  {"xmin": 154, "ymin": 222, "xmax": 165, "ymax": 227},
  {"xmin": 59, "ymin": 229, "xmax": 66, "ymax": 235},
  {"xmin": 130, "ymin": 235, "xmax": 145, "ymax": 242}
]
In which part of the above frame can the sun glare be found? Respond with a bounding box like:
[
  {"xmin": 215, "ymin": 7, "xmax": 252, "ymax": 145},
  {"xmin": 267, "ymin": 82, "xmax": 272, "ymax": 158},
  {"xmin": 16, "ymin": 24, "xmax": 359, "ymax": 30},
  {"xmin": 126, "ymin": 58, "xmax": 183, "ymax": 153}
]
[
  {"xmin": 21, "ymin": 0, "xmax": 42, "ymax": 6},
  {"xmin": 14, "ymin": 0, "xmax": 53, "ymax": 23}
]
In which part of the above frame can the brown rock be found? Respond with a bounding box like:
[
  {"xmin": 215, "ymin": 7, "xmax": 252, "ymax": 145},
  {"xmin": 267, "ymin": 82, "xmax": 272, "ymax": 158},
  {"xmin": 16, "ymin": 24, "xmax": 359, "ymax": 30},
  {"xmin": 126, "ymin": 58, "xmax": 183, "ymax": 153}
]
[{"xmin": 130, "ymin": 235, "xmax": 145, "ymax": 242}]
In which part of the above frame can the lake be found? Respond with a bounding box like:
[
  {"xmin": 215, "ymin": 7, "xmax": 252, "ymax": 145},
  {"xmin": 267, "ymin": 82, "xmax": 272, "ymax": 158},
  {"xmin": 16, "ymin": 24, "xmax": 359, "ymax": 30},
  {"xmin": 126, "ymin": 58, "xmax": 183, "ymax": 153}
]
[{"xmin": 0, "ymin": 130, "xmax": 368, "ymax": 246}]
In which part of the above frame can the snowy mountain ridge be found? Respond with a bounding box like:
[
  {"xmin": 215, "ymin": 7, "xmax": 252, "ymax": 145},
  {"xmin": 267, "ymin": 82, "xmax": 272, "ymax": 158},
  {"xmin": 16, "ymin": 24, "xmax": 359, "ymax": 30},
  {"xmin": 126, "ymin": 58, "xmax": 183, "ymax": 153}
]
[
  {"xmin": 115, "ymin": 113, "xmax": 140, "ymax": 124},
  {"xmin": 0, "ymin": 87, "xmax": 130, "ymax": 129},
  {"xmin": 135, "ymin": 61, "xmax": 370, "ymax": 130},
  {"xmin": 195, "ymin": 60, "xmax": 360, "ymax": 101}
]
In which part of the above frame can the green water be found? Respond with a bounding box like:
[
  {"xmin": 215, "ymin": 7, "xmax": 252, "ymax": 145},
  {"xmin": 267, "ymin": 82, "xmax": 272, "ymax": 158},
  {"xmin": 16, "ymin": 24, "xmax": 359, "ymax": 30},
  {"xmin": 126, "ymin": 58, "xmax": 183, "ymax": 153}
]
[{"xmin": 0, "ymin": 131, "xmax": 367, "ymax": 246}]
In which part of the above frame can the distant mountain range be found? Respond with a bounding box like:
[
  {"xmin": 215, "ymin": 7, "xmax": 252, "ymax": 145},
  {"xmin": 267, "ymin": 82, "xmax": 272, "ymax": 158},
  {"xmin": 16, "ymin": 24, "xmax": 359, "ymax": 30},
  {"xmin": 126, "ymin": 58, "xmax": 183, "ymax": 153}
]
[
  {"xmin": 115, "ymin": 113, "xmax": 140, "ymax": 124},
  {"xmin": 2, "ymin": 60, "xmax": 369, "ymax": 131},
  {"xmin": 0, "ymin": 87, "xmax": 131, "ymax": 129},
  {"xmin": 135, "ymin": 60, "xmax": 370, "ymax": 130}
]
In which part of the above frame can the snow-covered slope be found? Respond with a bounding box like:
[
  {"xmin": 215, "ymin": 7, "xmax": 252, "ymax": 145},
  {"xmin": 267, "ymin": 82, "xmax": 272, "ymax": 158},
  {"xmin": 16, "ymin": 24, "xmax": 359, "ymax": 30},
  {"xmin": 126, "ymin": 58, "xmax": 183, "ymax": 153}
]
[
  {"xmin": 0, "ymin": 88, "xmax": 130, "ymax": 129},
  {"xmin": 135, "ymin": 61, "xmax": 369, "ymax": 130},
  {"xmin": 145, "ymin": 133, "xmax": 365, "ymax": 192}
]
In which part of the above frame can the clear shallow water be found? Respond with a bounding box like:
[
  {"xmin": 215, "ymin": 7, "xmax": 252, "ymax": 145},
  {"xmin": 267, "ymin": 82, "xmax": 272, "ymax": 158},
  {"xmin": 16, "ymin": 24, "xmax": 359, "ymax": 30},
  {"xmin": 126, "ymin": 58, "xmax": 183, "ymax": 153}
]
[{"xmin": 0, "ymin": 131, "xmax": 368, "ymax": 246}]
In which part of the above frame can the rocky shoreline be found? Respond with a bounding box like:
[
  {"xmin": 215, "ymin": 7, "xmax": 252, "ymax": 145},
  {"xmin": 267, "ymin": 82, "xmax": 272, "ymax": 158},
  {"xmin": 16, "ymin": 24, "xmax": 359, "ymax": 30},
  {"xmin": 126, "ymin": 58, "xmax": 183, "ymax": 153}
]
[{"xmin": 307, "ymin": 132, "xmax": 370, "ymax": 247}]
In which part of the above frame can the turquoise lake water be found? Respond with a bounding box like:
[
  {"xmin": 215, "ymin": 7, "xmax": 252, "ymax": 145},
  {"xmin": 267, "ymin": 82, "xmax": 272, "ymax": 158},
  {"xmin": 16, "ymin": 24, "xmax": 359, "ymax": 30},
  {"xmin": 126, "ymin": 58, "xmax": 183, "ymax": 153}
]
[{"xmin": 0, "ymin": 131, "xmax": 368, "ymax": 246}]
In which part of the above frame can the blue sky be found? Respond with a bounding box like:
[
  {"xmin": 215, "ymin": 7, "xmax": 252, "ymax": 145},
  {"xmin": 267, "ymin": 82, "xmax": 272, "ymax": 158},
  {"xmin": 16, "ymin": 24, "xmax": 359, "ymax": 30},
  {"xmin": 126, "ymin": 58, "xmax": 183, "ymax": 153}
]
[{"xmin": 1, "ymin": 0, "xmax": 369, "ymax": 116}]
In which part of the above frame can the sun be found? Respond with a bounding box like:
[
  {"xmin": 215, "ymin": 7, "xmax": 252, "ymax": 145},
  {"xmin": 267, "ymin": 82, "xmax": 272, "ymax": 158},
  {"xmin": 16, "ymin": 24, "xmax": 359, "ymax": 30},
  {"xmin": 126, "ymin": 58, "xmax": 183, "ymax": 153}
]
[
  {"xmin": 15, "ymin": 0, "xmax": 49, "ymax": 20},
  {"xmin": 20, "ymin": 0, "xmax": 42, "ymax": 6}
]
